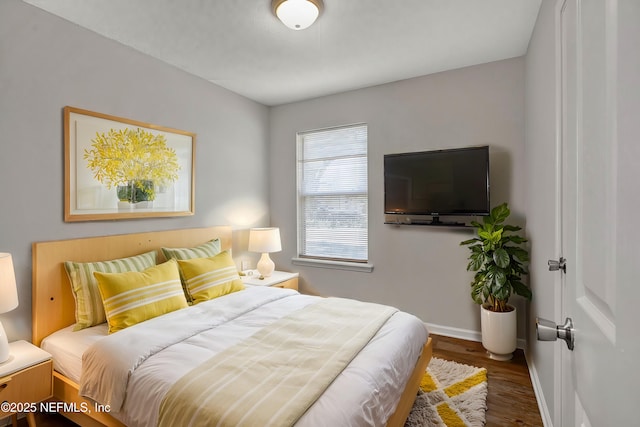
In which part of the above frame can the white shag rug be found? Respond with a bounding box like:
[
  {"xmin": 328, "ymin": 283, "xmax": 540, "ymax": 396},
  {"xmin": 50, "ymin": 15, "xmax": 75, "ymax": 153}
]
[{"xmin": 405, "ymin": 357, "xmax": 488, "ymax": 427}]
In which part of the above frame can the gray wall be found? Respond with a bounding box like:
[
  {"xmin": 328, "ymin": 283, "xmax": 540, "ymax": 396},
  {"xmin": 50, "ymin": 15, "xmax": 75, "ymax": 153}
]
[
  {"xmin": 524, "ymin": 1, "xmax": 559, "ymax": 424},
  {"xmin": 269, "ymin": 58, "xmax": 527, "ymax": 339},
  {"xmin": 0, "ymin": 0, "xmax": 270, "ymax": 342}
]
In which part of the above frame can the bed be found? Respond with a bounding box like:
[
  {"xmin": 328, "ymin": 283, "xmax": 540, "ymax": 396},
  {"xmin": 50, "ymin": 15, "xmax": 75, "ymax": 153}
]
[{"xmin": 32, "ymin": 226, "xmax": 432, "ymax": 427}]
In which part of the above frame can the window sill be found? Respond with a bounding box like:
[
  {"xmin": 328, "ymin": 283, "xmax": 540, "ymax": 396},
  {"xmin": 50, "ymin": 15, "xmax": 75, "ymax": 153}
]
[{"xmin": 291, "ymin": 257, "xmax": 374, "ymax": 273}]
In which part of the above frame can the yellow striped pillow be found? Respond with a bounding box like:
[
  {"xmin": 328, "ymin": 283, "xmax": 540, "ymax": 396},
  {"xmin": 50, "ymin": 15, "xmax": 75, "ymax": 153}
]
[
  {"xmin": 64, "ymin": 251, "xmax": 157, "ymax": 331},
  {"xmin": 176, "ymin": 251, "xmax": 245, "ymax": 304},
  {"xmin": 94, "ymin": 259, "xmax": 188, "ymax": 334},
  {"xmin": 161, "ymin": 239, "xmax": 224, "ymax": 304}
]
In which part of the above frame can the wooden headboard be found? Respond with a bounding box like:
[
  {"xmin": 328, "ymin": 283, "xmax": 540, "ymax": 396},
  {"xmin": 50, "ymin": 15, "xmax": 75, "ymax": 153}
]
[{"xmin": 32, "ymin": 226, "xmax": 232, "ymax": 346}]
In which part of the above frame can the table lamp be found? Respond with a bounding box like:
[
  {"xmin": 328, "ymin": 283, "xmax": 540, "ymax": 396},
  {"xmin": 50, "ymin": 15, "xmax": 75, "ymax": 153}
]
[
  {"xmin": 0, "ymin": 253, "xmax": 18, "ymax": 363},
  {"xmin": 248, "ymin": 228, "xmax": 282, "ymax": 278}
]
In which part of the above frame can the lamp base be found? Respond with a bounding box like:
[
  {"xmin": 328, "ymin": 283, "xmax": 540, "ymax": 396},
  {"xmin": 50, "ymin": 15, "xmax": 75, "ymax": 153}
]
[
  {"xmin": 0, "ymin": 321, "xmax": 10, "ymax": 363},
  {"xmin": 256, "ymin": 253, "xmax": 275, "ymax": 278}
]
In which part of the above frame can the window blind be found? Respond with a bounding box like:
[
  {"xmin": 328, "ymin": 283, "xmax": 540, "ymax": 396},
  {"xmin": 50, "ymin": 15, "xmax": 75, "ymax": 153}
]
[{"xmin": 297, "ymin": 124, "xmax": 368, "ymax": 262}]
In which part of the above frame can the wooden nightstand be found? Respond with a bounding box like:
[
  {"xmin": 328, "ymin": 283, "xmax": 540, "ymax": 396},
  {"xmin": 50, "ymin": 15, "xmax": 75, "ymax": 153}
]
[
  {"xmin": 242, "ymin": 271, "xmax": 299, "ymax": 290},
  {"xmin": 0, "ymin": 340, "xmax": 53, "ymax": 427}
]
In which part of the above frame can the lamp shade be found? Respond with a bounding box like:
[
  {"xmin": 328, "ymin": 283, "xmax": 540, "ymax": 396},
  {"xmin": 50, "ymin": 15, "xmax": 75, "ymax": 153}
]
[
  {"xmin": 0, "ymin": 253, "xmax": 18, "ymax": 314},
  {"xmin": 248, "ymin": 228, "xmax": 282, "ymax": 254},
  {"xmin": 272, "ymin": 0, "xmax": 323, "ymax": 30}
]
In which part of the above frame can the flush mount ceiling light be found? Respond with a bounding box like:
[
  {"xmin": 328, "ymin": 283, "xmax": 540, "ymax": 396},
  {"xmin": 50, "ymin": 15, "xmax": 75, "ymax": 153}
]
[{"xmin": 272, "ymin": 0, "xmax": 324, "ymax": 30}]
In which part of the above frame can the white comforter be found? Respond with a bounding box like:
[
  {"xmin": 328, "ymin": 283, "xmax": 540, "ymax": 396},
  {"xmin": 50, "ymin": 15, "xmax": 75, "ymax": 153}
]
[{"xmin": 58, "ymin": 287, "xmax": 427, "ymax": 427}]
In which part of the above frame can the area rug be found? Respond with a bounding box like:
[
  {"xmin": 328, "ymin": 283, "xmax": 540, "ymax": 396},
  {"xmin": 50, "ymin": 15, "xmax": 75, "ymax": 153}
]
[{"xmin": 405, "ymin": 358, "xmax": 488, "ymax": 427}]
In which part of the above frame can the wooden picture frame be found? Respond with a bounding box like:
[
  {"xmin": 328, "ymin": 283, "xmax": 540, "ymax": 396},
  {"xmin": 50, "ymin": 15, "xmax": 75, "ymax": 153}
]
[{"xmin": 64, "ymin": 106, "xmax": 195, "ymax": 221}]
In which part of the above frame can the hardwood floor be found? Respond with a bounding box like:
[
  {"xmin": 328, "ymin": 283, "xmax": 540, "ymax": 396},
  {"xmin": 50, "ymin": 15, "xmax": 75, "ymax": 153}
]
[
  {"xmin": 17, "ymin": 334, "xmax": 543, "ymax": 427},
  {"xmin": 431, "ymin": 334, "xmax": 544, "ymax": 427}
]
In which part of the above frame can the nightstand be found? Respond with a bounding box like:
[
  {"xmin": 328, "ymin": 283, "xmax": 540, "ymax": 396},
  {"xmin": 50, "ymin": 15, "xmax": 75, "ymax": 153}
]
[
  {"xmin": 0, "ymin": 340, "xmax": 53, "ymax": 427},
  {"xmin": 242, "ymin": 270, "xmax": 299, "ymax": 290}
]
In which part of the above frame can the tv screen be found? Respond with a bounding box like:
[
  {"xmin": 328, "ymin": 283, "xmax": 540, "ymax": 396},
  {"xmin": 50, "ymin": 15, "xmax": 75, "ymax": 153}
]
[{"xmin": 384, "ymin": 146, "xmax": 490, "ymax": 217}]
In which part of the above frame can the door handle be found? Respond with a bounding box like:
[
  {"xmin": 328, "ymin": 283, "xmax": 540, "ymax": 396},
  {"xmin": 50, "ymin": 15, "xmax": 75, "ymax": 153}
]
[
  {"xmin": 548, "ymin": 257, "xmax": 566, "ymax": 273},
  {"xmin": 536, "ymin": 317, "xmax": 575, "ymax": 350}
]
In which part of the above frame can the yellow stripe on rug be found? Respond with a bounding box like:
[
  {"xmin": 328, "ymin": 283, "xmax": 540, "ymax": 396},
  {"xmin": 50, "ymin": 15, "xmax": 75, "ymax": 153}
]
[
  {"xmin": 436, "ymin": 403, "xmax": 467, "ymax": 427},
  {"xmin": 420, "ymin": 370, "xmax": 438, "ymax": 393},
  {"xmin": 444, "ymin": 369, "xmax": 488, "ymax": 398},
  {"xmin": 405, "ymin": 358, "xmax": 488, "ymax": 427}
]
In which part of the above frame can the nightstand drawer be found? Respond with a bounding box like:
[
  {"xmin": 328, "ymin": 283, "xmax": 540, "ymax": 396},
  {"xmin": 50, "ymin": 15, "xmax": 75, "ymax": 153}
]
[
  {"xmin": 272, "ymin": 277, "xmax": 298, "ymax": 290},
  {"xmin": 0, "ymin": 360, "xmax": 53, "ymax": 416}
]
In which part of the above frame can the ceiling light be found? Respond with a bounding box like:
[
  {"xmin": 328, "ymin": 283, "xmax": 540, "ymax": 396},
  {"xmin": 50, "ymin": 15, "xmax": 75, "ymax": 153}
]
[{"xmin": 272, "ymin": 0, "xmax": 323, "ymax": 30}]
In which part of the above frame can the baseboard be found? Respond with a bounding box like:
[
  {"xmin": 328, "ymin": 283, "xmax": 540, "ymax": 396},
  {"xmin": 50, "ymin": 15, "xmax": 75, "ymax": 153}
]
[
  {"xmin": 524, "ymin": 353, "xmax": 554, "ymax": 427},
  {"xmin": 425, "ymin": 322, "xmax": 527, "ymax": 350},
  {"xmin": 425, "ymin": 322, "xmax": 482, "ymax": 342}
]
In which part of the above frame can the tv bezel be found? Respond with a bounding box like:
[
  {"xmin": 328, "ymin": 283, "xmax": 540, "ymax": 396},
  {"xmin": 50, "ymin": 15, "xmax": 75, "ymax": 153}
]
[{"xmin": 383, "ymin": 145, "xmax": 490, "ymax": 217}]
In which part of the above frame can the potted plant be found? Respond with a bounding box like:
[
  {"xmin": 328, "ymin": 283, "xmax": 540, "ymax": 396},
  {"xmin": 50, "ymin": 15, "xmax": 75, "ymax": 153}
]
[
  {"xmin": 460, "ymin": 202, "xmax": 531, "ymax": 360},
  {"xmin": 84, "ymin": 127, "xmax": 180, "ymax": 208}
]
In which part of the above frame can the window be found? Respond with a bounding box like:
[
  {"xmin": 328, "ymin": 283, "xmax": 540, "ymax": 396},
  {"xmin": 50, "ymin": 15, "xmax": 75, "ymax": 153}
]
[{"xmin": 295, "ymin": 124, "xmax": 369, "ymax": 268}]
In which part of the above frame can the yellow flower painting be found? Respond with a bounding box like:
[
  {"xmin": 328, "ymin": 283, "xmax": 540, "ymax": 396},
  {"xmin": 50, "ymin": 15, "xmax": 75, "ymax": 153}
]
[
  {"xmin": 65, "ymin": 107, "xmax": 194, "ymax": 221},
  {"xmin": 84, "ymin": 128, "xmax": 181, "ymax": 203}
]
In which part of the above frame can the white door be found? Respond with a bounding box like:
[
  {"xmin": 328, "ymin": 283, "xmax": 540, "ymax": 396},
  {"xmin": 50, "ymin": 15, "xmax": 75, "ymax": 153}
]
[{"xmin": 547, "ymin": 1, "xmax": 640, "ymax": 426}]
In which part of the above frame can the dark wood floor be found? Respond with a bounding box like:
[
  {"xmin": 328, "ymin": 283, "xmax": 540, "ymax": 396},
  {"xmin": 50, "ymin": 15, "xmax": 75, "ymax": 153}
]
[{"xmin": 18, "ymin": 334, "xmax": 543, "ymax": 427}]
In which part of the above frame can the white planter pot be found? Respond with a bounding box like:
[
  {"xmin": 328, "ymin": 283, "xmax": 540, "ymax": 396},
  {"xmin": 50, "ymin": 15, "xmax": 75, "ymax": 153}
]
[{"xmin": 480, "ymin": 303, "xmax": 517, "ymax": 361}]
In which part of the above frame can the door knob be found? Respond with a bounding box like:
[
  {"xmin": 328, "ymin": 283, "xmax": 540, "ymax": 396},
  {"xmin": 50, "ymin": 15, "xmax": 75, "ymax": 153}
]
[
  {"xmin": 548, "ymin": 257, "xmax": 566, "ymax": 273},
  {"xmin": 536, "ymin": 317, "xmax": 575, "ymax": 350}
]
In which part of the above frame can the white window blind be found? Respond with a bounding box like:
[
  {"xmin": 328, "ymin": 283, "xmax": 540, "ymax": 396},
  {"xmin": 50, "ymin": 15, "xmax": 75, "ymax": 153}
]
[{"xmin": 297, "ymin": 124, "xmax": 368, "ymax": 262}]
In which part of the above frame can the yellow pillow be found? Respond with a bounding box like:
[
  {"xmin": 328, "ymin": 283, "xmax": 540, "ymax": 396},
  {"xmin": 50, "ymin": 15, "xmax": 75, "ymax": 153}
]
[
  {"xmin": 64, "ymin": 250, "xmax": 157, "ymax": 331},
  {"xmin": 94, "ymin": 259, "xmax": 188, "ymax": 333},
  {"xmin": 176, "ymin": 251, "xmax": 244, "ymax": 304}
]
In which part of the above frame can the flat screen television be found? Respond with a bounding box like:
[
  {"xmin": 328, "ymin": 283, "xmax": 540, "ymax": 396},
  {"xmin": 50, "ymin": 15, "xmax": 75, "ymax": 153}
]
[{"xmin": 384, "ymin": 146, "xmax": 490, "ymax": 221}]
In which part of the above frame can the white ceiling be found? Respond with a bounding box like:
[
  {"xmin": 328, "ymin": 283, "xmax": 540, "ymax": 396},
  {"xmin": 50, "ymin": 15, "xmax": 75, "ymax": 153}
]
[{"xmin": 22, "ymin": 0, "xmax": 542, "ymax": 106}]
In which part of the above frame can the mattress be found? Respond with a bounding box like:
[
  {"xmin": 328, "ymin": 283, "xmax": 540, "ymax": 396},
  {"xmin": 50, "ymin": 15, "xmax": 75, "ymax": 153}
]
[{"xmin": 42, "ymin": 286, "xmax": 428, "ymax": 427}]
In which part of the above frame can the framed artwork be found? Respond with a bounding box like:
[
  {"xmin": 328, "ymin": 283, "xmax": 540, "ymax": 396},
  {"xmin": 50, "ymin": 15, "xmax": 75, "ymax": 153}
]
[{"xmin": 64, "ymin": 106, "xmax": 195, "ymax": 221}]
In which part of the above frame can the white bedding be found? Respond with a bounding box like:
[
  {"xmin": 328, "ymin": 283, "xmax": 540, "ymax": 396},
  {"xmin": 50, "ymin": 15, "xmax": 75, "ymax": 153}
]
[{"xmin": 42, "ymin": 286, "xmax": 428, "ymax": 427}]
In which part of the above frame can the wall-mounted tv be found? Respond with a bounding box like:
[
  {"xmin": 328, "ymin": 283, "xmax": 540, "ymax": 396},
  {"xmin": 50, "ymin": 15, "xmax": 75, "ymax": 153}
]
[{"xmin": 384, "ymin": 146, "xmax": 490, "ymax": 220}]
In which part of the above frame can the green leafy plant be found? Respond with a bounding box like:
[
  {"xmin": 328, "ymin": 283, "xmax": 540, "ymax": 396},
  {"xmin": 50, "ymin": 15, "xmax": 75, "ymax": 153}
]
[{"xmin": 460, "ymin": 203, "xmax": 532, "ymax": 312}]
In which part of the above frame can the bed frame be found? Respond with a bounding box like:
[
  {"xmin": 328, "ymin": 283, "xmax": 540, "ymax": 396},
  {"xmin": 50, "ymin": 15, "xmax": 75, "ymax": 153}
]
[{"xmin": 32, "ymin": 226, "xmax": 432, "ymax": 427}]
